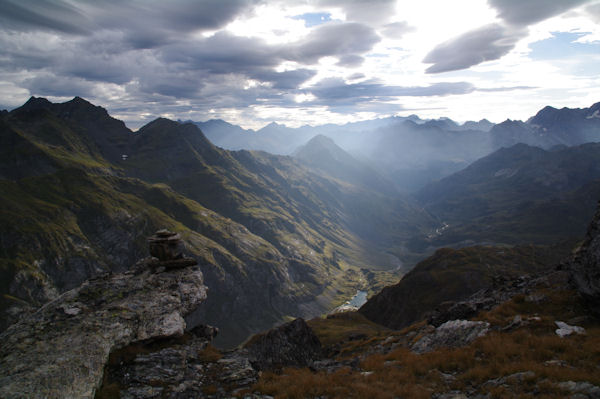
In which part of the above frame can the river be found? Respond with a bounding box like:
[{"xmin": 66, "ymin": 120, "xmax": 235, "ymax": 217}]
[{"xmin": 331, "ymin": 290, "xmax": 368, "ymax": 313}]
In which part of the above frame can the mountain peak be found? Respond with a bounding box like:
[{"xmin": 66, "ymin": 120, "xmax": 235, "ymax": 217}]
[
  {"xmin": 17, "ymin": 96, "xmax": 53, "ymax": 112},
  {"xmin": 293, "ymin": 134, "xmax": 340, "ymax": 158},
  {"xmin": 68, "ymin": 96, "xmax": 94, "ymax": 107}
]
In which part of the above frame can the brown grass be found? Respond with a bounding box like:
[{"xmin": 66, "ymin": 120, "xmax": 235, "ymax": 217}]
[{"xmin": 253, "ymin": 289, "xmax": 600, "ymax": 398}]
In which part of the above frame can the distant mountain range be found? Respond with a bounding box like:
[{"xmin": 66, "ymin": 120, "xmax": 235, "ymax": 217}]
[{"xmin": 194, "ymin": 102, "xmax": 600, "ymax": 191}]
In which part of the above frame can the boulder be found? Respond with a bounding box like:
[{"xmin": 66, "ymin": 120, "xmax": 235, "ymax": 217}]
[
  {"xmin": 243, "ymin": 318, "xmax": 322, "ymax": 370},
  {"xmin": 555, "ymin": 321, "xmax": 586, "ymax": 337}
]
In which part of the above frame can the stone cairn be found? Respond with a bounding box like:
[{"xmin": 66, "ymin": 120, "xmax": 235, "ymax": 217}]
[{"xmin": 146, "ymin": 229, "xmax": 197, "ymax": 270}]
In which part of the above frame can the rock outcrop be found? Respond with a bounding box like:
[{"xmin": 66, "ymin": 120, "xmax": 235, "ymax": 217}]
[
  {"xmin": 243, "ymin": 318, "xmax": 322, "ymax": 371},
  {"xmin": 569, "ymin": 201, "xmax": 600, "ymax": 314},
  {"xmin": 0, "ymin": 258, "xmax": 207, "ymax": 399},
  {"xmin": 411, "ymin": 320, "xmax": 490, "ymax": 353},
  {"xmin": 95, "ymin": 324, "xmax": 260, "ymax": 399}
]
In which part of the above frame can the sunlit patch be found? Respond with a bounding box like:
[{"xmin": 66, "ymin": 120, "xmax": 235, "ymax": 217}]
[{"xmin": 294, "ymin": 92, "xmax": 316, "ymax": 103}]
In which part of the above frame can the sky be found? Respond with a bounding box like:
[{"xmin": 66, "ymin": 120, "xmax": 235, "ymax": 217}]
[{"xmin": 1, "ymin": 0, "xmax": 599, "ymax": 130}]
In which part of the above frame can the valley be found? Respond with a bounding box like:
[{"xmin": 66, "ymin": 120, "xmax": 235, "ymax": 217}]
[{"xmin": 2, "ymin": 97, "xmax": 600, "ymax": 349}]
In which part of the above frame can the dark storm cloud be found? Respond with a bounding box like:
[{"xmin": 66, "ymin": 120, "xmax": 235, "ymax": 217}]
[
  {"xmin": 0, "ymin": 0, "xmax": 256, "ymax": 38},
  {"xmin": 89, "ymin": 0, "xmax": 258, "ymax": 49},
  {"xmin": 424, "ymin": 0, "xmax": 591, "ymax": 74},
  {"xmin": 0, "ymin": 0, "xmax": 92, "ymax": 34},
  {"xmin": 423, "ymin": 24, "xmax": 525, "ymax": 74},
  {"xmin": 307, "ymin": 78, "xmax": 475, "ymax": 104},
  {"xmin": 488, "ymin": 0, "xmax": 592, "ymax": 26}
]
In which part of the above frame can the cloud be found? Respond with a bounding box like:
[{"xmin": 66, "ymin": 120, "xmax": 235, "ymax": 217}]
[
  {"xmin": 316, "ymin": 0, "xmax": 397, "ymax": 24},
  {"xmin": 289, "ymin": 22, "xmax": 380, "ymax": 63},
  {"xmin": 336, "ymin": 55, "xmax": 365, "ymax": 67},
  {"xmin": 488, "ymin": 0, "xmax": 592, "ymax": 26},
  {"xmin": 585, "ymin": 2, "xmax": 600, "ymax": 23},
  {"xmin": 423, "ymin": 23, "xmax": 525, "ymax": 74},
  {"xmin": 307, "ymin": 78, "xmax": 475, "ymax": 104},
  {"xmin": 23, "ymin": 72, "xmax": 97, "ymax": 98},
  {"xmin": 0, "ymin": 0, "xmax": 92, "ymax": 35},
  {"xmin": 476, "ymin": 85, "xmax": 537, "ymax": 92},
  {"xmin": 0, "ymin": 0, "xmax": 257, "ymax": 45},
  {"xmin": 424, "ymin": 0, "xmax": 592, "ymax": 74},
  {"xmin": 252, "ymin": 68, "xmax": 317, "ymax": 89},
  {"xmin": 380, "ymin": 21, "xmax": 414, "ymax": 38}
]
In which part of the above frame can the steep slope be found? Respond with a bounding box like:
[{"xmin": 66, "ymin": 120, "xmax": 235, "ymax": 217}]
[
  {"xmin": 123, "ymin": 118, "xmax": 435, "ymax": 267},
  {"xmin": 415, "ymin": 143, "xmax": 600, "ymax": 247}
]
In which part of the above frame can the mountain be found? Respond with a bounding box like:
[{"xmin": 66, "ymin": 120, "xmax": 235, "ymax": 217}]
[
  {"xmin": 491, "ymin": 102, "xmax": 600, "ymax": 149},
  {"xmin": 357, "ymin": 119, "xmax": 494, "ymax": 191},
  {"xmin": 293, "ymin": 134, "xmax": 395, "ymax": 195},
  {"xmin": 193, "ymin": 102, "xmax": 600, "ymax": 193},
  {"xmin": 415, "ymin": 142, "xmax": 600, "ymax": 248},
  {"xmin": 0, "ymin": 97, "xmax": 436, "ymax": 346},
  {"xmin": 192, "ymin": 118, "xmax": 255, "ymax": 151},
  {"xmin": 528, "ymin": 102, "xmax": 600, "ymax": 145},
  {"xmin": 460, "ymin": 118, "xmax": 494, "ymax": 132}
]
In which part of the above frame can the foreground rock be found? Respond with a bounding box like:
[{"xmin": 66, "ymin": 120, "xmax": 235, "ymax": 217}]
[
  {"xmin": 569, "ymin": 201, "xmax": 600, "ymax": 315},
  {"xmin": 0, "ymin": 258, "xmax": 206, "ymax": 399},
  {"xmin": 243, "ymin": 318, "xmax": 322, "ymax": 371},
  {"xmin": 96, "ymin": 325, "xmax": 261, "ymax": 398}
]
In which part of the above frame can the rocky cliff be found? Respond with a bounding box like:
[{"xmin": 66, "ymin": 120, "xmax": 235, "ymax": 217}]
[{"xmin": 0, "ymin": 258, "xmax": 206, "ymax": 399}]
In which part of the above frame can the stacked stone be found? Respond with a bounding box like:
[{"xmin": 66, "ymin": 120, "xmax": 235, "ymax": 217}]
[{"xmin": 147, "ymin": 229, "xmax": 197, "ymax": 269}]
